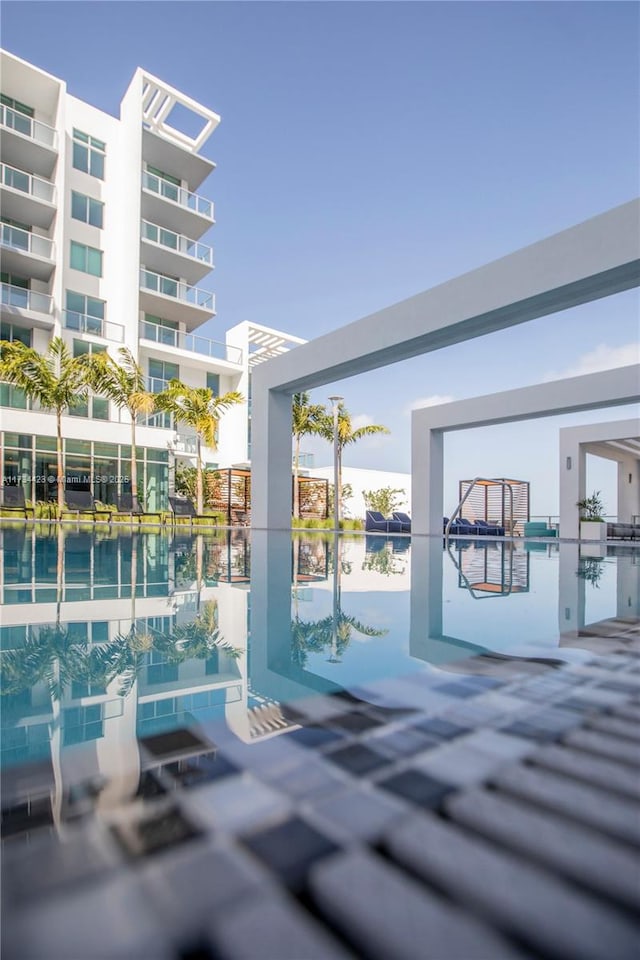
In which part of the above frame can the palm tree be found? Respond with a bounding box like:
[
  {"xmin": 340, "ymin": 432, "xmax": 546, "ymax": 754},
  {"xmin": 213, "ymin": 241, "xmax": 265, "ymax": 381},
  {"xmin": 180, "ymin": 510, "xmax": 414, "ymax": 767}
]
[
  {"xmin": 156, "ymin": 381, "xmax": 243, "ymax": 515},
  {"xmin": 292, "ymin": 392, "xmax": 326, "ymax": 519},
  {"xmin": 84, "ymin": 347, "xmax": 155, "ymax": 511},
  {"xmin": 319, "ymin": 403, "xmax": 389, "ymax": 522},
  {"xmin": 0, "ymin": 337, "xmax": 89, "ymax": 514}
]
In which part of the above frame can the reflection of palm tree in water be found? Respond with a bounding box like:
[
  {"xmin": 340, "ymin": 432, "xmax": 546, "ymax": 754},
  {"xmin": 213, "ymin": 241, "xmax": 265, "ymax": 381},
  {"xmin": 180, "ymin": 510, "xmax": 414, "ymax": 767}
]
[
  {"xmin": 1, "ymin": 533, "xmax": 239, "ymax": 704},
  {"xmin": 292, "ymin": 534, "xmax": 386, "ymax": 667}
]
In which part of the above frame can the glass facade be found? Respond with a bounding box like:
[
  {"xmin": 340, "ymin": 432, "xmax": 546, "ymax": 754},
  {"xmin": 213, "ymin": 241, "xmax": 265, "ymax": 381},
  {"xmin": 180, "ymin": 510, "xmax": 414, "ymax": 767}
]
[{"xmin": 1, "ymin": 433, "xmax": 170, "ymax": 511}]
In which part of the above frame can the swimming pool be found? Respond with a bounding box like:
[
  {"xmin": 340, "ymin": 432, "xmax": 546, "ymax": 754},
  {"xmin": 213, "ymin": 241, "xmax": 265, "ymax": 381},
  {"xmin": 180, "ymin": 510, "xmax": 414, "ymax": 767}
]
[{"xmin": 2, "ymin": 526, "xmax": 639, "ymax": 960}]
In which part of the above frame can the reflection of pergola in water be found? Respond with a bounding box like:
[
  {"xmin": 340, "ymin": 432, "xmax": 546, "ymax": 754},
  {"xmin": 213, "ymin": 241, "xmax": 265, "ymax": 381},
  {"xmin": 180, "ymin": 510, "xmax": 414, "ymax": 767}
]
[{"xmin": 452, "ymin": 540, "xmax": 530, "ymax": 597}]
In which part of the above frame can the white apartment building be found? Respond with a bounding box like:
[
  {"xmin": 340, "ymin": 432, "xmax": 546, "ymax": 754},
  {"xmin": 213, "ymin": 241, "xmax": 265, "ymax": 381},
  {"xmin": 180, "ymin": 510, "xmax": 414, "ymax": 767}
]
[{"xmin": 0, "ymin": 50, "xmax": 304, "ymax": 511}]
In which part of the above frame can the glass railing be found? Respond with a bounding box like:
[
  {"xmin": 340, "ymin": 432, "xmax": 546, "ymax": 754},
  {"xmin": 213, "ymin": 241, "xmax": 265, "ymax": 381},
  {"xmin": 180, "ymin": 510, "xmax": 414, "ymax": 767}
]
[
  {"xmin": 139, "ymin": 269, "xmax": 215, "ymax": 312},
  {"xmin": 0, "ymin": 223, "xmax": 53, "ymax": 260},
  {"xmin": 63, "ymin": 311, "xmax": 125, "ymax": 343},
  {"xmin": 141, "ymin": 170, "xmax": 214, "ymax": 220},
  {"xmin": 0, "ymin": 282, "xmax": 53, "ymax": 315},
  {"xmin": 141, "ymin": 220, "xmax": 213, "ymax": 266},
  {"xmin": 0, "ymin": 162, "xmax": 56, "ymax": 203},
  {"xmin": 139, "ymin": 320, "xmax": 242, "ymax": 364},
  {"xmin": 0, "ymin": 105, "xmax": 57, "ymax": 149}
]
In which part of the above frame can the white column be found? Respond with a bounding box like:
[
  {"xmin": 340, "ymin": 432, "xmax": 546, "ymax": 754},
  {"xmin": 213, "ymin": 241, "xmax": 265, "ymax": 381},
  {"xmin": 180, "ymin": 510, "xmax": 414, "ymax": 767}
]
[
  {"xmin": 559, "ymin": 434, "xmax": 585, "ymax": 539},
  {"xmin": 617, "ymin": 456, "xmax": 640, "ymax": 522},
  {"xmin": 250, "ymin": 385, "xmax": 292, "ymax": 529},
  {"xmin": 411, "ymin": 415, "xmax": 443, "ymax": 536}
]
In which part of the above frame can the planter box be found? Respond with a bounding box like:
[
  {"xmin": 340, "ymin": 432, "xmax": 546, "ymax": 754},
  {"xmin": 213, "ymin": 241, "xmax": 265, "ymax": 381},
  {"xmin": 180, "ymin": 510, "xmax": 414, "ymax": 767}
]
[{"xmin": 580, "ymin": 520, "xmax": 607, "ymax": 541}]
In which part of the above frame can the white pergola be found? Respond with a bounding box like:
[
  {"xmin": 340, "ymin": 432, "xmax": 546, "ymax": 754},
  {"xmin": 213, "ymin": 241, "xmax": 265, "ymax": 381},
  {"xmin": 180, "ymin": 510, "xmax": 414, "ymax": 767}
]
[
  {"xmin": 251, "ymin": 199, "xmax": 640, "ymax": 530},
  {"xmin": 412, "ymin": 370, "xmax": 640, "ymax": 538}
]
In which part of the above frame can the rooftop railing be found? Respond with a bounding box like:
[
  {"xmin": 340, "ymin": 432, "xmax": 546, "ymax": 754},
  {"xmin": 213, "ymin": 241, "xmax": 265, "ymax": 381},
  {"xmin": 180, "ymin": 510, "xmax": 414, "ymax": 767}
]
[
  {"xmin": 0, "ymin": 223, "xmax": 54, "ymax": 260},
  {"xmin": 0, "ymin": 282, "xmax": 53, "ymax": 315},
  {"xmin": 139, "ymin": 320, "xmax": 241, "ymax": 364},
  {"xmin": 141, "ymin": 170, "xmax": 214, "ymax": 220},
  {"xmin": 140, "ymin": 268, "xmax": 215, "ymax": 312},
  {"xmin": 0, "ymin": 162, "xmax": 56, "ymax": 203},
  {"xmin": 0, "ymin": 105, "xmax": 57, "ymax": 149},
  {"xmin": 141, "ymin": 220, "xmax": 213, "ymax": 266},
  {"xmin": 63, "ymin": 311, "xmax": 125, "ymax": 343}
]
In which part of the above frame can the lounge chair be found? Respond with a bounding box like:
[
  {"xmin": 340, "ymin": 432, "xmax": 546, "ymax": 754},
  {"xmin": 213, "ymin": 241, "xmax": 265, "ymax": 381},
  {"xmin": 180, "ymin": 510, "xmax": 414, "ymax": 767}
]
[
  {"xmin": 0, "ymin": 486, "xmax": 34, "ymax": 520},
  {"xmin": 392, "ymin": 511, "xmax": 411, "ymax": 533},
  {"xmin": 472, "ymin": 519, "xmax": 505, "ymax": 536},
  {"xmin": 65, "ymin": 490, "xmax": 112, "ymax": 522},
  {"xmin": 168, "ymin": 496, "xmax": 215, "ymax": 528},
  {"xmin": 365, "ymin": 510, "xmax": 403, "ymax": 533},
  {"xmin": 116, "ymin": 493, "xmax": 163, "ymax": 524},
  {"xmin": 448, "ymin": 517, "xmax": 477, "ymax": 535}
]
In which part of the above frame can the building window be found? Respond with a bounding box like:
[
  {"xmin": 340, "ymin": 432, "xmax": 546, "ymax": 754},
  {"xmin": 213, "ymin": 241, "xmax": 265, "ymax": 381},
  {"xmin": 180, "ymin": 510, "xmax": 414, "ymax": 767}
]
[
  {"xmin": 70, "ymin": 241, "xmax": 102, "ymax": 277},
  {"xmin": 71, "ymin": 191, "xmax": 103, "ymax": 228},
  {"xmin": 66, "ymin": 291, "xmax": 105, "ymax": 334},
  {"xmin": 72, "ymin": 129, "xmax": 105, "ymax": 180},
  {"xmin": 0, "ymin": 321, "xmax": 31, "ymax": 346},
  {"xmin": 69, "ymin": 395, "xmax": 109, "ymax": 420},
  {"xmin": 0, "ymin": 94, "xmax": 34, "ymax": 118},
  {"xmin": 72, "ymin": 339, "xmax": 107, "ymax": 358},
  {"xmin": 206, "ymin": 373, "xmax": 220, "ymax": 396}
]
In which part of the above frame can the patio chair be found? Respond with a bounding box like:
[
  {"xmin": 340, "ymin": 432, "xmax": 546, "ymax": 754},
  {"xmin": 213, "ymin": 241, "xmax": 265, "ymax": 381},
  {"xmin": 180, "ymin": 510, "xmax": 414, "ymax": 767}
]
[
  {"xmin": 365, "ymin": 511, "xmax": 403, "ymax": 533},
  {"xmin": 0, "ymin": 486, "xmax": 34, "ymax": 520},
  {"xmin": 473, "ymin": 519, "xmax": 505, "ymax": 536},
  {"xmin": 168, "ymin": 496, "xmax": 215, "ymax": 528},
  {"xmin": 448, "ymin": 517, "xmax": 477, "ymax": 535},
  {"xmin": 117, "ymin": 493, "xmax": 163, "ymax": 525},
  {"xmin": 392, "ymin": 511, "xmax": 411, "ymax": 533},
  {"xmin": 65, "ymin": 490, "xmax": 112, "ymax": 522}
]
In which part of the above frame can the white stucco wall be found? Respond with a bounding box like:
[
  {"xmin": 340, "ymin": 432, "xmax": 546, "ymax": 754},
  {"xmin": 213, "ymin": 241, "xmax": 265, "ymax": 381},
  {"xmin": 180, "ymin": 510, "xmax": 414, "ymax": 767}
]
[{"xmin": 311, "ymin": 465, "xmax": 411, "ymax": 519}]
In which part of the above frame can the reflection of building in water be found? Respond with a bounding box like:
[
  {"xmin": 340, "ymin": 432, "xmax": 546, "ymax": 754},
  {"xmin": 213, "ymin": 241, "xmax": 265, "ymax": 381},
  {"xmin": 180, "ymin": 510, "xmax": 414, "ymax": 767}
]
[
  {"xmin": 453, "ymin": 541, "xmax": 530, "ymax": 597},
  {"xmin": 0, "ymin": 528, "xmax": 249, "ymax": 844}
]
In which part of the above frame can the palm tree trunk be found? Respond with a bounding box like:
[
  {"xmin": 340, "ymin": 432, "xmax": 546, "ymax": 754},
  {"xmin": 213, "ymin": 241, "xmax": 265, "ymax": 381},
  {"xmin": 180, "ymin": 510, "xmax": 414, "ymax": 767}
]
[
  {"xmin": 337, "ymin": 448, "xmax": 343, "ymax": 526},
  {"xmin": 196, "ymin": 435, "xmax": 204, "ymax": 515},
  {"xmin": 56, "ymin": 410, "xmax": 64, "ymax": 515},
  {"xmin": 293, "ymin": 434, "xmax": 300, "ymax": 519},
  {"xmin": 130, "ymin": 417, "xmax": 139, "ymax": 511}
]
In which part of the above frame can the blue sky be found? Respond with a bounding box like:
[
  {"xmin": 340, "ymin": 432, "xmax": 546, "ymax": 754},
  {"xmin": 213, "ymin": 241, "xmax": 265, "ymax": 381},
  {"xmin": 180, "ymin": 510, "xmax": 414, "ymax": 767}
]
[{"xmin": 4, "ymin": 1, "xmax": 639, "ymax": 515}]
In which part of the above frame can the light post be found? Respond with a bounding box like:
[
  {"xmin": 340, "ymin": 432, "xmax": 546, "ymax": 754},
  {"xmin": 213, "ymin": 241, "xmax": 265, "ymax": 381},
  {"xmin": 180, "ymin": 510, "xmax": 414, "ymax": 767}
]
[{"xmin": 328, "ymin": 395, "xmax": 343, "ymax": 531}]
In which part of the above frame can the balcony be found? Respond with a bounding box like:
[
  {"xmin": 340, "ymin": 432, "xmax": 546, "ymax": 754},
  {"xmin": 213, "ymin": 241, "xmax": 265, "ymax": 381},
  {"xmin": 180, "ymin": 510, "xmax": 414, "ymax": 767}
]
[
  {"xmin": 139, "ymin": 267, "xmax": 215, "ymax": 329},
  {"xmin": 0, "ymin": 162, "xmax": 56, "ymax": 228},
  {"xmin": 141, "ymin": 169, "xmax": 214, "ymax": 239},
  {"xmin": 140, "ymin": 219, "xmax": 213, "ymax": 285},
  {"xmin": 63, "ymin": 311, "xmax": 125, "ymax": 343},
  {"xmin": 0, "ymin": 223, "xmax": 54, "ymax": 281},
  {"xmin": 0, "ymin": 105, "xmax": 58, "ymax": 178},
  {"xmin": 139, "ymin": 320, "xmax": 242, "ymax": 370},
  {"xmin": 0, "ymin": 282, "xmax": 54, "ymax": 329}
]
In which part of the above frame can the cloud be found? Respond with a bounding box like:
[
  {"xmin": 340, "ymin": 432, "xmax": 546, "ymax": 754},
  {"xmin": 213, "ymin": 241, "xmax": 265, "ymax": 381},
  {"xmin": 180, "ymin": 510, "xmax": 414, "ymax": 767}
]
[
  {"xmin": 403, "ymin": 394, "xmax": 455, "ymax": 416},
  {"xmin": 350, "ymin": 412, "xmax": 392, "ymax": 447},
  {"xmin": 544, "ymin": 343, "xmax": 639, "ymax": 381}
]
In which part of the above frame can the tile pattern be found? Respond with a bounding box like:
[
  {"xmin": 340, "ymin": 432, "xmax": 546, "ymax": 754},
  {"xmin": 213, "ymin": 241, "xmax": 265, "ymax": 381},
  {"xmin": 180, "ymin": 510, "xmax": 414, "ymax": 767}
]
[{"xmin": 2, "ymin": 624, "xmax": 640, "ymax": 960}]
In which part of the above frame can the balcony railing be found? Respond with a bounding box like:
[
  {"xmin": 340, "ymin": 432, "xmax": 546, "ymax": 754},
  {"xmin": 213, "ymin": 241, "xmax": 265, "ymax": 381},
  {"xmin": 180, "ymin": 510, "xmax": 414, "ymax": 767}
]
[
  {"xmin": 139, "ymin": 320, "xmax": 242, "ymax": 364},
  {"xmin": 1, "ymin": 282, "xmax": 53, "ymax": 315},
  {"xmin": 140, "ymin": 268, "xmax": 215, "ymax": 312},
  {"xmin": 0, "ymin": 162, "xmax": 56, "ymax": 203},
  {"xmin": 0, "ymin": 105, "xmax": 57, "ymax": 149},
  {"xmin": 174, "ymin": 433, "xmax": 198, "ymax": 455},
  {"xmin": 141, "ymin": 220, "xmax": 213, "ymax": 266},
  {"xmin": 141, "ymin": 170, "xmax": 214, "ymax": 220},
  {"xmin": 0, "ymin": 223, "xmax": 53, "ymax": 260},
  {"xmin": 63, "ymin": 311, "xmax": 125, "ymax": 343}
]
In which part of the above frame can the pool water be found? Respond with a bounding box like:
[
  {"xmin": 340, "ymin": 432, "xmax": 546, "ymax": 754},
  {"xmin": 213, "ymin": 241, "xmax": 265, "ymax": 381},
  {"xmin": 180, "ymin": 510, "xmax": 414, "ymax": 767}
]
[
  {"xmin": 2, "ymin": 526, "xmax": 639, "ymax": 960},
  {"xmin": 0, "ymin": 527, "xmax": 634, "ymax": 770}
]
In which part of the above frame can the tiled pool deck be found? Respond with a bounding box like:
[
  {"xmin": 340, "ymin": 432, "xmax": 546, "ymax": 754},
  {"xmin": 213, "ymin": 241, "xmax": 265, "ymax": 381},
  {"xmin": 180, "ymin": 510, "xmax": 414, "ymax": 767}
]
[{"xmin": 3, "ymin": 614, "xmax": 639, "ymax": 960}]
